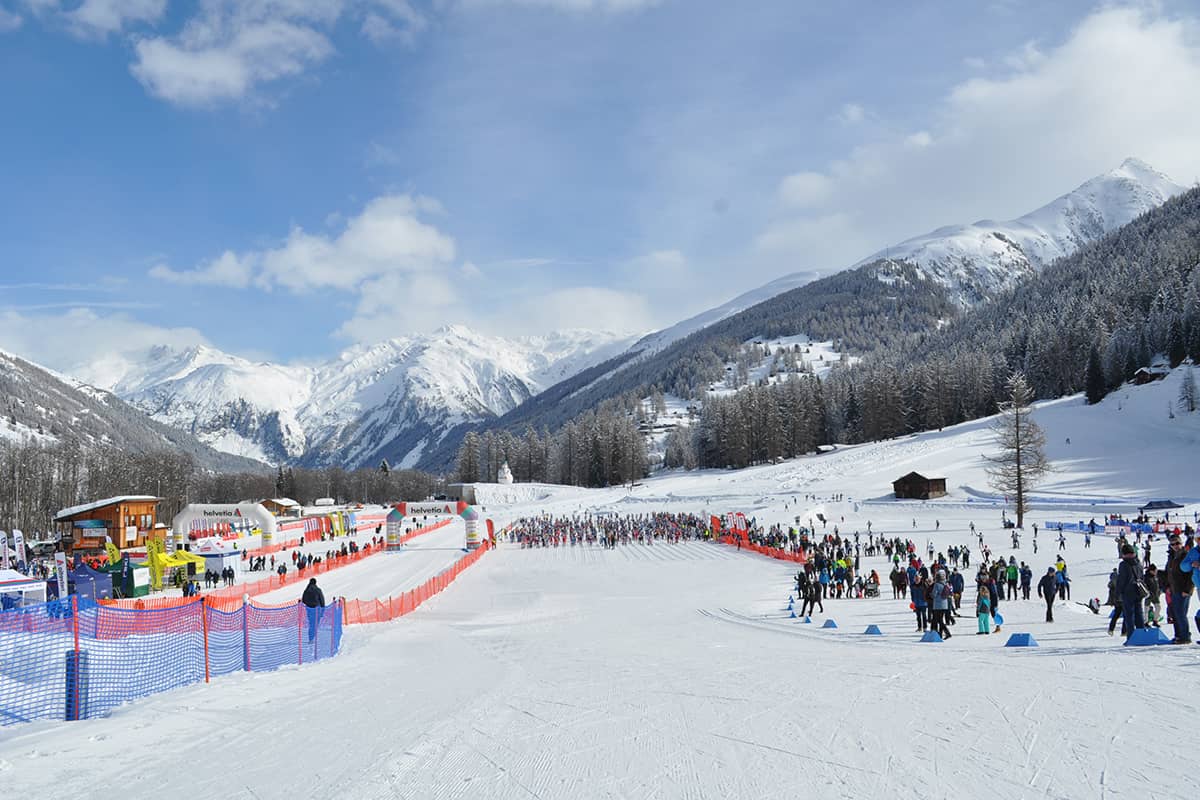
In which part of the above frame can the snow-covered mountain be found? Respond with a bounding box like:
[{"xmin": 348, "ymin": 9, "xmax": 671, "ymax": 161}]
[
  {"xmin": 850, "ymin": 157, "xmax": 1185, "ymax": 304},
  {"xmin": 633, "ymin": 158, "xmax": 1183, "ymax": 358},
  {"xmin": 80, "ymin": 326, "xmax": 638, "ymax": 468}
]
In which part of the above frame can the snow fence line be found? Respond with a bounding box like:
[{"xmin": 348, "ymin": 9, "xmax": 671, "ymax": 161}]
[
  {"xmin": 342, "ymin": 539, "xmax": 493, "ymax": 625},
  {"xmin": 0, "ymin": 594, "xmax": 343, "ymax": 726},
  {"xmin": 100, "ymin": 518, "xmax": 453, "ymax": 610},
  {"xmin": 719, "ymin": 535, "xmax": 807, "ymax": 564}
]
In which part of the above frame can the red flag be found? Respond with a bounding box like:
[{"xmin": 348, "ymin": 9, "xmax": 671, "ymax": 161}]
[{"xmin": 710, "ymin": 515, "xmax": 722, "ymax": 533}]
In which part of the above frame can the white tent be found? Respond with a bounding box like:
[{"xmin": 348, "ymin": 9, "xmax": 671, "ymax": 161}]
[{"xmin": 0, "ymin": 568, "xmax": 47, "ymax": 607}]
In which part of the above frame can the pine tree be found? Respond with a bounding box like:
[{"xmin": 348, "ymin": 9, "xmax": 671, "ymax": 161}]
[
  {"xmin": 456, "ymin": 431, "xmax": 481, "ymax": 483},
  {"xmin": 1168, "ymin": 316, "xmax": 1187, "ymax": 368},
  {"xmin": 1179, "ymin": 365, "xmax": 1197, "ymax": 414},
  {"xmin": 985, "ymin": 373, "xmax": 1050, "ymax": 528},
  {"xmin": 1084, "ymin": 344, "xmax": 1107, "ymax": 405}
]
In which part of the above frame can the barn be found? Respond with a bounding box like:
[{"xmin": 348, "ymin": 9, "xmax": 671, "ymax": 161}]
[{"xmin": 892, "ymin": 472, "xmax": 947, "ymax": 500}]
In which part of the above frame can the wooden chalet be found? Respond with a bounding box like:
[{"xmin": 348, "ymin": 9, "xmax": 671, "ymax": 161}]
[
  {"xmin": 892, "ymin": 472, "xmax": 947, "ymax": 500},
  {"xmin": 53, "ymin": 496, "xmax": 160, "ymax": 553}
]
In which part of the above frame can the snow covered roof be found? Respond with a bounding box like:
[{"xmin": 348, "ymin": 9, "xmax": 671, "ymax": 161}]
[
  {"xmin": 893, "ymin": 472, "xmax": 944, "ymax": 483},
  {"xmin": 262, "ymin": 498, "xmax": 299, "ymax": 507},
  {"xmin": 54, "ymin": 496, "xmax": 159, "ymax": 521}
]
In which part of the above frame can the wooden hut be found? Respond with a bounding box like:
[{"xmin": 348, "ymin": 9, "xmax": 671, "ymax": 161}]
[{"xmin": 892, "ymin": 472, "xmax": 947, "ymax": 500}]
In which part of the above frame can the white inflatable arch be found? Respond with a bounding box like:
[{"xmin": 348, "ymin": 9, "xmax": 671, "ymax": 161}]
[{"xmin": 171, "ymin": 503, "xmax": 279, "ymax": 548}]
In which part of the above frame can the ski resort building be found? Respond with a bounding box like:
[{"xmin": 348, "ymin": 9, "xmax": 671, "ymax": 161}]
[
  {"xmin": 892, "ymin": 472, "xmax": 947, "ymax": 500},
  {"xmin": 52, "ymin": 496, "xmax": 160, "ymax": 553},
  {"xmin": 260, "ymin": 498, "xmax": 301, "ymax": 517}
]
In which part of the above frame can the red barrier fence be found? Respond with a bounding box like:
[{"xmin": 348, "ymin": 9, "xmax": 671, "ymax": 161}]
[
  {"xmin": 342, "ymin": 540, "xmax": 491, "ymax": 625},
  {"xmin": 101, "ymin": 519, "xmax": 452, "ymax": 609},
  {"xmin": 720, "ymin": 535, "xmax": 808, "ymax": 564},
  {"xmin": 244, "ymin": 537, "xmax": 302, "ymax": 558}
]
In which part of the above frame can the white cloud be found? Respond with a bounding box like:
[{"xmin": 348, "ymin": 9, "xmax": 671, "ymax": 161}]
[
  {"xmin": 150, "ymin": 250, "xmax": 256, "ymax": 288},
  {"xmin": 1003, "ymin": 40, "xmax": 1046, "ymax": 71},
  {"xmin": 0, "ymin": 7, "xmax": 22, "ymax": 31},
  {"xmin": 149, "ymin": 193, "xmax": 461, "ymax": 342},
  {"xmin": 335, "ymin": 271, "xmax": 462, "ymax": 342},
  {"xmin": 755, "ymin": 6, "xmax": 1200, "ymax": 274},
  {"xmin": 777, "ymin": 170, "xmax": 832, "ymax": 208},
  {"xmin": 0, "ymin": 308, "xmax": 209, "ymax": 386},
  {"xmin": 753, "ymin": 212, "xmax": 859, "ymax": 266},
  {"xmin": 128, "ymin": 0, "xmax": 426, "ymax": 106},
  {"xmin": 509, "ymin": 286, "xmax": 653, "ymax": 335},
  {"xmin": 468, "ymin": 0, "xmax": 660, "ymax": 11},
  {"xmin": 903, "ymin": 130, "xmax": 932, "ymax": 149},
  {"xmin": 132, "ymin": 18, "xmax": 335, "ymax": 106},
  {"xmin": 837, "ymin": 102, "xmax": 865, "ymax": 124},
  {"xmin": 258, "ymin": 195, "xmax": 455, "ymax": 292},
  {"xmin": 67, "ymin": 0, "xmax": 165, "ymax": 38}
]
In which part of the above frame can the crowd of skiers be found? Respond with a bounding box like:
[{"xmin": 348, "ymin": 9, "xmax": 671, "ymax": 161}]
[
  {"xmin": 780, "ymin": 515, "xmax": 1200, "ymax": 644},
  {"xmin": 1106, "ymin": 529, "xmax": 1200, "ymax": 644},
  {"xmin": 509, "ymin": 513, "xmax": 708, "ymax": 548}
]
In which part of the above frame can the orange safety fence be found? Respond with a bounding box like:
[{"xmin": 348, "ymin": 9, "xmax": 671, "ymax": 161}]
[
  {"xmin": 342, "ymin": 540, "xmax": 491, "ymax": 625},
  {"xmin": 720, "ymin": 534, "xmax": 808, "ymax": 564},
  {"xmin": 100, "ymin": 518, "xmax": 452, "ymax": 609},
  {"xmin": 244, "ymin": 538, "xmax": 302, "ymax": 558}
]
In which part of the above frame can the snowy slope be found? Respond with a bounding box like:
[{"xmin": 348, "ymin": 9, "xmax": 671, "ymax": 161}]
[
  {"xmin": 81, "ymin": 326, "xmax": 638, "ymax": 467},
  {"xmin": 851, "ymin": 157, "xmax": 1184, "ymax": 304},
  {"xmin": 5, "ymin": 369, "xmax": 1199, "ymax": 799}
]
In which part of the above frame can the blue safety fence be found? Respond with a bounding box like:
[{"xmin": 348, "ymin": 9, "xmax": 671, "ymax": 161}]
[{"xmin": 0, "ymin": 596, "xmax": 342, "ymax": 726}]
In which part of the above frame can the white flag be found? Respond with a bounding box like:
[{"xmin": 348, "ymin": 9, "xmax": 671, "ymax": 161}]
[
  {"xmin": 11, "ymin": 529, "xmax": 26, "ymax": 566},
  {"xmin": 0, "ymin": 531, "xmax": 8, "ymax": 569}
]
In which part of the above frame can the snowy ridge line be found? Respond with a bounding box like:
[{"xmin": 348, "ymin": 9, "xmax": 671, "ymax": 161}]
[{"xmin": 341, "ymin": 540, "xmax": 492, "ymax": 625}]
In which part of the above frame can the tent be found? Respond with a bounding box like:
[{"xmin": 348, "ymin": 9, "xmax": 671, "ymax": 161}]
[
  {"xmin": 0, "ymin": 568, "xmax": 47, "ymax": 608},
  {"xmin": 1139, "ymin": 500, "xmax": 1184, "ymax": 513},
  {"xmin": 68, "ymin": 561, "xmax": 114, "ymax": 603}
]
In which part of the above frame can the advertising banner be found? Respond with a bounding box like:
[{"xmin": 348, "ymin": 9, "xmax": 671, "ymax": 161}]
[
  {"xmin": 54, "ymin": 551, "xmax": 69, "ymax": 598},
  {"xmin": 11, "ymin": 529, "xmax": 26, "ymax": 566}
]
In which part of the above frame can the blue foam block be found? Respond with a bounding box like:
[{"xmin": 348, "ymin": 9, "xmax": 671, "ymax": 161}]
[
  {"xmin": 1004, "ymin": 633, "xmax": 1038, "ymax": 647},
  {"xmin": 920, "ymin": 630, "xmax": 943, "ymax": 643},
  {"xmin": 821, "ymin": 619, "xmax": 838, "ymax": 629},
  {"xmin": 863, "ymin": 624, "xmax": 883, "ymax": 635}
]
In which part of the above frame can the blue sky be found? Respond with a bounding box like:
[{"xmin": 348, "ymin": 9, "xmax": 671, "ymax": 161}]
[{"xmin": 2, "ymin": 1, "xmax": 1200, "ymax": 372}]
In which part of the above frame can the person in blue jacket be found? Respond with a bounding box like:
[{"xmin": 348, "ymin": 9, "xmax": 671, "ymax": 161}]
[
  {"xmin": 1180, "ymin": 536, "xmax": 1200, "ymax": 637},
  {"xmin": 912, "ymin": 574, "xmax": 929, "ymax": 632},
  {"xmin": 950, "ymin": 568, "xmax": 965, "ymax": 614},
  {"xmin": 1019, "ymin": 562, "xmax": 1033, "ymax": 600}
]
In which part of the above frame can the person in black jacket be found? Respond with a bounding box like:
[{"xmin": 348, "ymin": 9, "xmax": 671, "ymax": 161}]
[
  {"xmin": 302, "ymin": 578, "xmax": 326, "ymax": 642},
  {"xmin": 1114, "ymin": 544, "xmax": 1146, "ymax": 639},
  {"xmin": 1036, "ymin": 567, "xmax": 1057, "ymax": 622}
]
